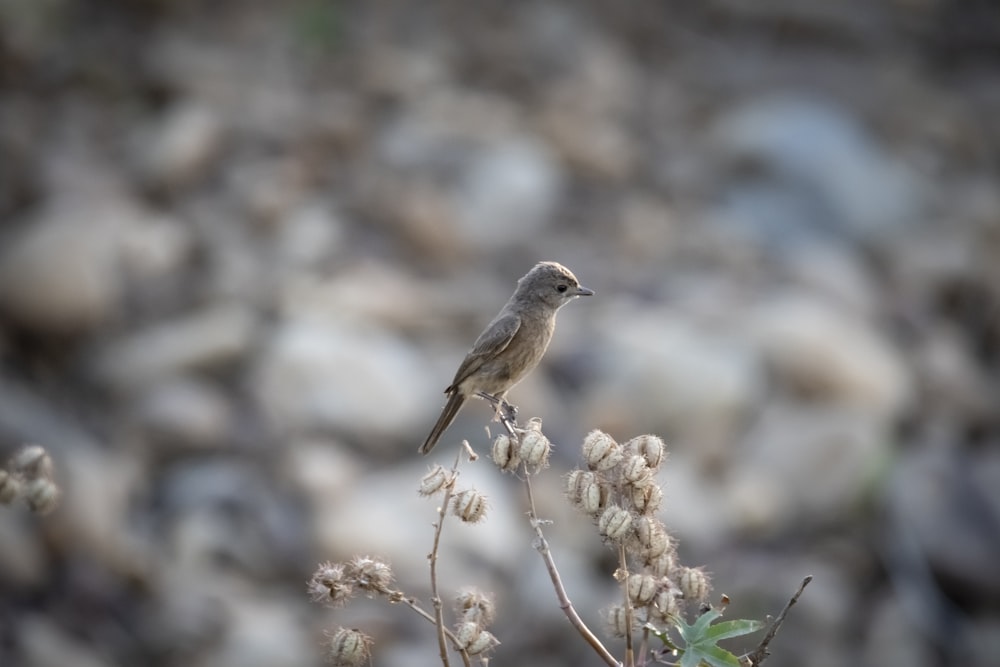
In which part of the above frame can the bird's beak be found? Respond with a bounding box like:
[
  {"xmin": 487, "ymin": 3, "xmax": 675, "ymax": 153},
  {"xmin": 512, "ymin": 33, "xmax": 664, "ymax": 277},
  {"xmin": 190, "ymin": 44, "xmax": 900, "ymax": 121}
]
[{"xmin": 576, "ymin": 286, "xmax": 595, "ymax": 296}]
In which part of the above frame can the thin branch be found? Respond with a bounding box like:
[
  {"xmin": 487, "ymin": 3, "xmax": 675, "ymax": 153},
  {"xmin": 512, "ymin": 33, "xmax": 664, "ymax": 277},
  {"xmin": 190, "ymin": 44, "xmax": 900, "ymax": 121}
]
[
  {"xmin": 522, "ymin": 462, "xmax": 621, "ymax": 667},
  {"xmin": 428, "ymin": 449, "xmax": 465, "ymax": 667},
  {"xmin": 746, "ymin": 575, "xmax": 812, "ymax": 666},
  {"xmin": 389, "ymin": 591, "xmax": 472, "ymax": 665},
  {"xmin": 619, "ymin": 544, "xmax": 635, "ymax": 667}
]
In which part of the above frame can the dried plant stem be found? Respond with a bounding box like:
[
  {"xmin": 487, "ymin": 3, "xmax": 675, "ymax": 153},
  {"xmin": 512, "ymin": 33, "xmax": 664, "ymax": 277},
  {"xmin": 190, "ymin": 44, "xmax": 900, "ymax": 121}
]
[
  {"xmin": 747, "ymin": 575, "xmax": 812, "ymax": 666},
  {"xmin": 618, "ymin": 544, "xmax": 636, "ymax": 667},
  {"xmin": 521, "ymin": 461, "xmax": 621, "ymax": 667},
  {"xmin": 389, "ymin": 591, "xmax": 470, "ymax": 663},
  {"xmin": 427, "ymin": 449, "xmax": 465, "ymax": 667}
]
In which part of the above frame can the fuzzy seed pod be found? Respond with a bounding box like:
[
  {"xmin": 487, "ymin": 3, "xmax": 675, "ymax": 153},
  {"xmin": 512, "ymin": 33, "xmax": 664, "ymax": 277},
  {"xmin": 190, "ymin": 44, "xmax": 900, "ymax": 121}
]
[
  {"xmin": 630, "ymin": 483, "xmax": 663, "ymax": 515},
  {"xmin": 566, "ymin": 470, "xmax": 608, "ymax": 516},
  {"xmin": 325, "ymin": 627, "xmax": 372, "ymax": 666},
  {"xmin": 419, "ymin": 465, "xmax": 450, "ymax": 496},
  {"xmin": 650, "ymin": 586, "xmax": 680, "ymax": 621},
  {"xmin": 627, "ymin": 573, "xmax": 658, "ymax": 606},
  {"xmin": 347, "ymin": 556, "xmax": 393, "ymax": 595},
  {"xmin": 622, "ymin": 454, "xmax": 652, "ymax": 486},
  {"xmin": 308, "ymin": 561, "xmax": 354, "ymax": 606},
  {"xmin": 582, "ymin": 430, "xmax": 622, "ymax": 471},
  {"xmin": 645, "ymin": 551, "xmax": 676, "ymax": 577},
  {"xmin": 491, "ymin": 434, "xmax": 520, "ymax": 472},
  {"xmin": 24, "ymin": 478, "xmax": 59, "ymax": 514},
  {"xmin": 0, "ymin": 470, "xmax": 21, "ymax": 505},
  {"xmin": 598, "ymin": 504, "xmax": 632, "ymax": 542},
  {"xmin": 11, "ymin": 445, "xmax": 53, "ymax": 479},
  {"xmin": 466, "ymin": 629, "xmax": 499, "ymax": 655},
  {"xmin": 455, "ymin": 588, "xmax": 496, "ymax": 627},
  {"xmin": 519, "ymin": 429, "xmax": 551, "ymax": 471},
  {"xmin": 677, "ymin": 567, "xmax": 711, "ymax": 602},
  {"xmin": 452, "ymin": 489, "xmax": 487, "ymax": 523},
  {"xmin": 634, "ymin": 517, "xmax": 670, "ymax": 559},
  {"xmin": 455, "ymin": 621, "xmax": 479, "ymax": 649},
  {"xmin": 629, "ymin": 435, "xmax": 666, "ymax": 470},
  {"xmin": 604, "ymin": 604, "xmax": 630, "ymax": 638}
]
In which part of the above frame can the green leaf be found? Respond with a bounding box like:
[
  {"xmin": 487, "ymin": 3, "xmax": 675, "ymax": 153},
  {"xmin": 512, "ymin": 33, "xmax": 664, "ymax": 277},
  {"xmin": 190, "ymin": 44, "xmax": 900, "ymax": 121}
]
[{"xmin": 703, "ymin": 618, "xmax": 764, "ymax": 642}]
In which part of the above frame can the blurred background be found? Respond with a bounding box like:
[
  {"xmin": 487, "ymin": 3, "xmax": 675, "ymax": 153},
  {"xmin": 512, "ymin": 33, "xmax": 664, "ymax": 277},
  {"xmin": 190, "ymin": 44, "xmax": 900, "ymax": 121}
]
[{"xmin": 1, "ymin": 1, "xmax": 999, "ymax": 666}]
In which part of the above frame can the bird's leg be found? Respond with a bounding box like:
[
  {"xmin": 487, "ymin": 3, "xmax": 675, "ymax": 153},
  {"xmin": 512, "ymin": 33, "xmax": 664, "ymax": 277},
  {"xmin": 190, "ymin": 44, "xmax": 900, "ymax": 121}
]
[{"xmin": 476, "ymin": 392, "xmax": 518, "ymax": 424}]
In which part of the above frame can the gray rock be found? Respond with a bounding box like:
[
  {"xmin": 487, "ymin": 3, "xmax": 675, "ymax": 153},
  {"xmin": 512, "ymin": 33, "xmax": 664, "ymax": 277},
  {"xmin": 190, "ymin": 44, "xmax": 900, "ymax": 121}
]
[
  {"xmin": 747, "ymin": 293, "xmax": 912, "ymax": 417},
  {"xmin": 138, "ymin": 102, "xmax": 224, "ymax": 191},
  {"xmin": 253, "ymin": 319, "xmax": 430, "ymax": 441},
  {"xmin": 454, "ymin": 139, "xmax": 562, "ymax": 249},
  {"xmin": 712, "ymin": 95, "xmax": 924, "ymax": 241},
  {"xmin": 137, "ymin": 377, "xmax": 234, "ymax": 449},
  {"xmin": 0, "ymin": 202, "xmax": 123, "ymax": 332},
  {"xmin": 583, "ymin": 306, "xmax": 764, "ymax": 442},
  {"xmin": 92, "ymin": 304, "xmax": 257, "ymax": 388}
]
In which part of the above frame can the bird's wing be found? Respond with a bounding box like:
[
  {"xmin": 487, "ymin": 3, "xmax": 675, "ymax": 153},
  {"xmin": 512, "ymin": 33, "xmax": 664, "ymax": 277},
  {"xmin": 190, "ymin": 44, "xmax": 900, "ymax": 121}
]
[{"xmin": 447, "ymin": 312, "xmax": 521, "ymax": 390}]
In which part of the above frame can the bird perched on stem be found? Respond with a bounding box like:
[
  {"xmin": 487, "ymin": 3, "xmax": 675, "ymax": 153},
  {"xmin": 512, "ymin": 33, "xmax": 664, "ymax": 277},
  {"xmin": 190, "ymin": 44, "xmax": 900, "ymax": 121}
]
[{"xmin": 420, "ymin": 261, "xmax": 593, "ymax": 454}]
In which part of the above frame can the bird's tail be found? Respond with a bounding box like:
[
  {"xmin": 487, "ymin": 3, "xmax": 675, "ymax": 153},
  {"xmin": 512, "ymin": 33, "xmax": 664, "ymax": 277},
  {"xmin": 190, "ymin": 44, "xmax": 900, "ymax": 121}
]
[{"xmin": 420, "ymin": 392, "xmax": 465, "ymax": 454}]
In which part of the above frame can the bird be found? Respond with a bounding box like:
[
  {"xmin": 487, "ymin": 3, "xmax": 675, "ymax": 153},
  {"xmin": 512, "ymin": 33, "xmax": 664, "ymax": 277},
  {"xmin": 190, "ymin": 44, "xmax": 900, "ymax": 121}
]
[{"xmin": 419, "ymin": 261, "xmax": 593, "ymax": 454}]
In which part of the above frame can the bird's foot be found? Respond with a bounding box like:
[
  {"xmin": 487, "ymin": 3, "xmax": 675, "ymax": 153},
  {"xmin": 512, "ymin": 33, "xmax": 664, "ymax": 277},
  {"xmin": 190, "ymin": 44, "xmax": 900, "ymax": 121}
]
[{"xmin": 476, "ymin": 392, "xmax": 518, "ymax": 424}]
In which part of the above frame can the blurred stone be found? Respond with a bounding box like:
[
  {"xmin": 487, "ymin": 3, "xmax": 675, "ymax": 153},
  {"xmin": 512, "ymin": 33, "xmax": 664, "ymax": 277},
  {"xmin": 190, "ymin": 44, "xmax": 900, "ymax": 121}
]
[
  {"xmin": 712, "ymin": 95, "xmax": 923, "ymax": 240},
  {"xmin": 253, "ymin": 319, "xmax": 429, "ymax": 441},
  {"xmin": 863, "ymin": 592, "xmax": 935, "ymax": 667},
  {"xmin": 584, "ymin": 306, "xmax": 764, "ymax": 442},
  {"xmin": 159, "ymin": 459, "xmax": 309, "ymax": 579},
  {"xmin": 0, "ymin": 203, "xmax": 122, "ymax": 333},
  {"xmin": 539, "ymin": 109, "xmax": 635, "ymax": 180},
  {"xmin": 93, "ymin": 304, "xmax": 257, "ymax": 388},
  {"xmin": 748, "ymin": 294, "xmax": 912, "ymax": 417},
  {"xmin": 17, "ymin": 615, "xmax": 112, "ymax": 667},
  {"xmin": 118, "ymin": 214, "xmax": 195, "ymax": 281},
  {"xmin": 0, "ymin": 511, "xmax": 49, "ymax": 587},
  {"xmin": 137, "ymin": 377, "xmax": 233, "ymax": 449},
  {"xmin": 50, "ymin": 445, "xmax": 150, "ymax": 582},
  {"xmin": 454, "ymin": 139, "xmax": 562, "ymax": 249},
  {"xmin": 727, "ymin": 403, "xmax": 889, "ymax": 533},
  {"xmin": 139, "ymin": 102, "xmax": 224, "ymax": 191},
  {"xmin": 273, "ymin": 198, "xmax": 343, "ymax": 269},
  {"xmin": 886, "ymin": 445, "xmax": 1000, "ymax": 601},
  {"xmin": 199, "ymin": 593, "xmax": 318, "ymax": 667}
]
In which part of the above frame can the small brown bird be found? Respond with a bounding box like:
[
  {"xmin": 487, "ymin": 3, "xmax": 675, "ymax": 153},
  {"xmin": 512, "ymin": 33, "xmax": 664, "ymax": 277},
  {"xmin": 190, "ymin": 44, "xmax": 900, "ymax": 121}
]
[{"xmin": 420, "ymin": 261, "xmax": 593, "ymax": 454}]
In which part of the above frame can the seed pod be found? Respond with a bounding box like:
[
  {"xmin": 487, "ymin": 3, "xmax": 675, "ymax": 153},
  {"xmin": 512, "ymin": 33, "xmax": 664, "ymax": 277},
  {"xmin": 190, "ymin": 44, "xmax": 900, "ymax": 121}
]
[
  {"xmin": 455, "ymin": 588, "xmax": 496, "ymax": 626},
  {"xmin": 308, "ymin": 561, "xmax": 354, "ymax": 606},
  {"xmin": 677, "ymin": 566, "xmax": 711, "ymax": 602},
  {"xmin": 519, "ymin": 429, "xmax": 551, "ymax": 471},
  {"xmin": 629, "ymin": 483, "xmax": 663, "ymax": 515},
  {"xmin": 0, "ymin": 470, "xmax": 21, "ymax": 505},
  {"xmin": 629, "ymin": 434, "xmax": 666, "ymax": 470},
  {"xmin": 604, "ymin": 604, "xmax": 629, "ymax": 638},
  {"xmin": 598, "ymin": 504, "xmax": 632, "ymax": 542},
  {"xmin": 452, "ymin": 489, "xmax": 488, "ymax": 523},
  {"xmin": 646, "ymin": 551, "xmax": 676, "ymax": 577},
  {"xmin": 24, "ymin": 478, "xmax": 59, "ymax": 514},
  {"xmin": 11, "ymin": 445, "xmax": 53, "ymax": 479},
  {"xmin": 419, "ymin": 465, "xmax": 450, "ymax": 496},
  {"xmin": 466, "ymin": 629, "xmax": 499, "ymax": 655},
  {"xmin": 492, "ymin": 434, "xmax": 520, "ymax": 472},
  {"xmin": 634, "ymin": 517, "xmax": 670, "ymax": 559},
  {"xmin": 622, "ymin": 454, "xmax": 652, "ymax": 486},
  {"xmin": 583, "ymin": 430, "xmax": 622, "ymax": 471},
  {"xmin": 650, "ymin": 586, "xmax": 680, "ymax": 620},
  {"xmin": 325, "ymin": 627, "xmax": 372, "ymax": 666},
  {"xmin": 627, "ymin": 573, "xmax": 658, "ymax": 606},
  {"xmin": 347, "ymin": 556, "xmax": 394, "ymax": 594}
]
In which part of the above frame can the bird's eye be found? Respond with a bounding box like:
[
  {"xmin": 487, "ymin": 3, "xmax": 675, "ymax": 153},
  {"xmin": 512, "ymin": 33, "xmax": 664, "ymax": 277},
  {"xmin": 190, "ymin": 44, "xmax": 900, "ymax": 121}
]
[{"xmin": 557, "ymin": 284, "xmax": 568, "ymax": 293}]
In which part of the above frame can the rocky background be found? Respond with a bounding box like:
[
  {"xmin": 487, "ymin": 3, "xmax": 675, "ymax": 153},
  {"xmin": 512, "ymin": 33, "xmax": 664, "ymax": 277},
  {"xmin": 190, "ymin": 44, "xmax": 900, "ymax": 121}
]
[{"xmin": 1, "ymin": 1, "xmax": 999, "ymax": 666}]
